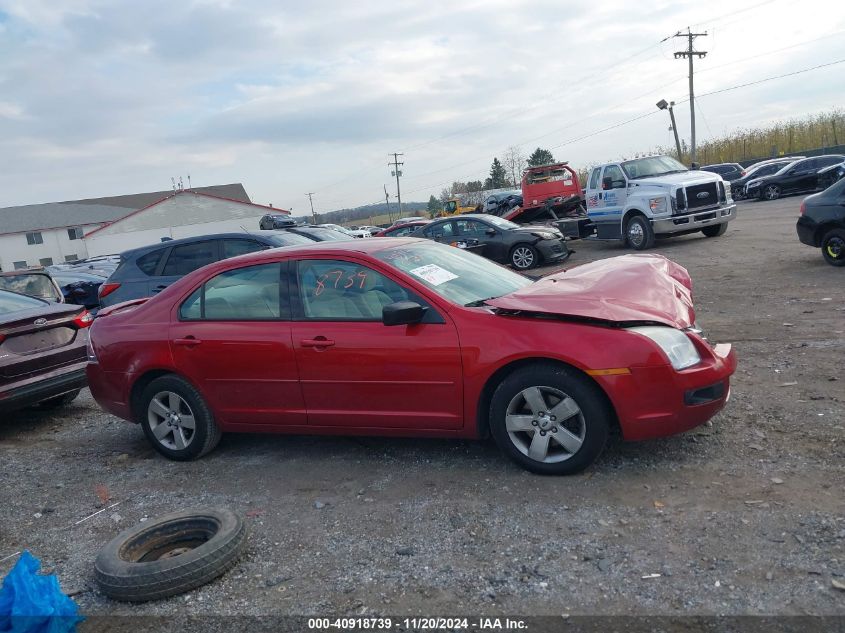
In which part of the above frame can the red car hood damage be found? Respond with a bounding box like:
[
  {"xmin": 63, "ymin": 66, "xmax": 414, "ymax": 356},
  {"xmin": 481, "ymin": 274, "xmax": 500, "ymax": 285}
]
[{"xmin": 487, "ymin": 254, "xmax": 695, "ymax": 328}]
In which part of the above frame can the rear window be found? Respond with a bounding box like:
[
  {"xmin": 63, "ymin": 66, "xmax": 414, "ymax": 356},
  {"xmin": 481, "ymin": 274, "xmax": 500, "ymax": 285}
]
[
  {"xmin": 0, "ymin": 289, "xmax": 47, "ymax": 314},
  {"xmin": 161, "ymin": 241, "xmax": 218, "ymax": 276},
  {"xmin": 136, "ymin": 250, "xmax": 165, "ymax": 276},
  {"xmin": 0, "ymin": 274, "xmax": 60, "ymax": 301},
  {"xmin": 264, "ymin": 232, "xmax": 313, "ymax": 247}
]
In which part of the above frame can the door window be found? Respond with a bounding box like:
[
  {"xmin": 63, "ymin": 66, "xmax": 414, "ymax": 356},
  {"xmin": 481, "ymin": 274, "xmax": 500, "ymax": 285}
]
[
  {"xmin": 222, "ymin": 239, "xmax": 266, "ymax": 258},
  {"xmin": 602, "ymin": 165, "xmax": 625, "ymax": 188},
  {"xmin": 179, "ymin": 263, "xmax": 282, "ymax": 320},
  {"xmin": 296, "ymin": 259, "xmax": 414, "ymax": 321},
  {"xmin": 423, "ymin": 222, "xmax": 455, "ymax": 240},
  {"xmin": 162, "ymin": 241, "xmax": 218, "ymax": 276},
  {"xmin": 588, "ymin": 168, "xmax": 601, "ymax": 190},
  {"xmin": 455, "ymin": 219, "xmax": 488, "ymax": 237}
]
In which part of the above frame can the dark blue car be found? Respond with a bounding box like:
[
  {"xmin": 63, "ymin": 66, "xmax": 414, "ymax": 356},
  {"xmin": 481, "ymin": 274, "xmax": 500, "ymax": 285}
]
[{"xmin": 98, "ymin": 231, "xmax": 314, "ymax": 308}]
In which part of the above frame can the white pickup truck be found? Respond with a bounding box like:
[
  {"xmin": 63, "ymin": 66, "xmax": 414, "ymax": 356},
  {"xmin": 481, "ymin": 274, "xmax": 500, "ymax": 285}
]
[{"xmin": 584, "ymin": 155, "xmax": 736, "ymax": 250}]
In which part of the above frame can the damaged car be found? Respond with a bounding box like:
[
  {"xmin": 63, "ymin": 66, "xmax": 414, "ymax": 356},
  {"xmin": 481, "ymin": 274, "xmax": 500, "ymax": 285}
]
[{"xmin": 86, "ymin": 239, "xmax": 736, "ymax": 475}]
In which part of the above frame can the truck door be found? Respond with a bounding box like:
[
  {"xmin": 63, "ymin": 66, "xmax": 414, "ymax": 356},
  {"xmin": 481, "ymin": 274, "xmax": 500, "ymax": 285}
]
[{"xmin": 587, "ymin": 165, "xmax": 628, "ymax": 239}]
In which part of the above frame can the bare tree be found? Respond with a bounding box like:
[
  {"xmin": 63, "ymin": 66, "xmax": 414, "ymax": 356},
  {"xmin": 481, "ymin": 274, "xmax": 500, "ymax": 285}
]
[{"xmin": 503, "ymin": 145, "xmax": 526, "ymax": 187}]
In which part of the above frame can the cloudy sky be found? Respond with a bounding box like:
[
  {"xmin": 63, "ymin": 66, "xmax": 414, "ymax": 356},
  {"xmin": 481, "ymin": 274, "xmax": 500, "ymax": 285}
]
[{"xmin": 0, "ymin": 0, "xmax": 843, "ymax": 213}]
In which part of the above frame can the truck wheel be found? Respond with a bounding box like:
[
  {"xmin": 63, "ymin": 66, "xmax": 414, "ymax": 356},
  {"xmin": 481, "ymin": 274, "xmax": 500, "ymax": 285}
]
[
  {"xmin": 510, "ymin": 244, "xmax": 538, "ymax": 270},
  {"xmin": 821, "ymin": 228, "xmax": 845, "ymax": 267},
  {"xmin": 624, "ymin": 215, "xmax": 655, "ymax": 250},
  {"xmin": 701, "ymin": 223, "xmax": 728, "ymax": 238}
]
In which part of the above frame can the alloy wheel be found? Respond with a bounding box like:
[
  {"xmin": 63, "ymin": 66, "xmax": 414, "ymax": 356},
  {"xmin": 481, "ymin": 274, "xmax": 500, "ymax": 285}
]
[
  {"xmin": 505, "ymin": 385, "xmax": 586, "ymax": 463},
  {"xmin": 763, "ymin": 185, "xmax": 780, "ymax": 200},
  {"xmin": 512, "ymin": 247, "xmax": 535, "ymax": 269},
  {"xmin": 148, "ymin": 391, "xmax": 197, "ymax": 451}
]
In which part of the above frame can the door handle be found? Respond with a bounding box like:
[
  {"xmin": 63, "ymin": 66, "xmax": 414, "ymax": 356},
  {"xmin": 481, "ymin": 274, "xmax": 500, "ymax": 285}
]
[
  {"xmin": 300, "ymin": 337, "xmax": 335, "ymax": 348},
  {"xmin": 173, "ymin": 337, "xmax": 202, "ymax": 347}
]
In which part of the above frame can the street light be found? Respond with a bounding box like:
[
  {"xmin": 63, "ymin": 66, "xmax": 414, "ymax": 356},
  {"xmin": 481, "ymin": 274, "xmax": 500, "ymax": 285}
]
[{"xmin": 657, "ymin": 99, "xmax": 683, "ymax": 161}]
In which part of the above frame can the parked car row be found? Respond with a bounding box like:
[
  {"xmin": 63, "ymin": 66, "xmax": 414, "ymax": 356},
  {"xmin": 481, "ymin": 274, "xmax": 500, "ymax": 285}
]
[{"xmin": 743, "ymin": 155, "xmax": 845, "ymax": 200}]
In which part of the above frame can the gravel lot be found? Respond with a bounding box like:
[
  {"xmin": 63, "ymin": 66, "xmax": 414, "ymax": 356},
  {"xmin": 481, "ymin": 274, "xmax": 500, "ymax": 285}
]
[{"xmin": 1, "ymin": 196, "xmax": 843, "ymax": 624}]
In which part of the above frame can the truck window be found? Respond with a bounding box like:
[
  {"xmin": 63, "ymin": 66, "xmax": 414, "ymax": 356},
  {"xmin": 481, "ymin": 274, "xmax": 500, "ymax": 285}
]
[
  {"xmin": 549, "ymin": 168, "xmax": 572, "ymax": 183},
  {"xmin": 588, "ymin": 168, "xmax": 600, "ymax": 190},
  {"xmin": 528, "ymin": 169, "xmax": 550, "ymax": 184},
  {"xmin": 602, "ymin": 165, "xmax": 625, "ymax": 189}
]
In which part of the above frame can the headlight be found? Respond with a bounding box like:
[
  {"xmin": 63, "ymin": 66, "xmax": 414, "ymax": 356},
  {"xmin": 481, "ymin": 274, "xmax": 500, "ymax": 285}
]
[
  {"xmin": 746, "ymin": 179, "xmax": 761, "ymax": 188},
  {"xmin": 628, "ymin": 326, "xmax": 701, "ymax": 370},
  {"xmin": 648, "ymin": 197, "xmax": 667, "ymax": 213},
  {"xmin": 531, "ymin": 231, "xmax": 557, "ymax": 240}
]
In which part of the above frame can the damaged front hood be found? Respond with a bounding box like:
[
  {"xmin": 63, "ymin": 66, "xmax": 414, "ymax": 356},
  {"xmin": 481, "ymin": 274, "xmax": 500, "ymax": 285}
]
[{"xmin": 487, "ymin": 254, "xmax": 695, "ymax": 328}]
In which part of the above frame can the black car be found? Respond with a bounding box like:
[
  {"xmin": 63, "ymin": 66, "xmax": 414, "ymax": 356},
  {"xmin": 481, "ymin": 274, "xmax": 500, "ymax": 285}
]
[
  {"xmin": 729, "ymin": 158, "xmax": 801, "ymax": 199},
  {"xmin": 796, "ymin": 177, "xmax": 845, "ymax": 266},
  {"xmin": 259, "ymin": 214, "xmax": 296, "ymax": 230},
  {"xmin": 700, "ymin": 163, "xmax": 744, "ymax": 182},
  {"xmin": 98, "ymin": 231, "xmax": 313, "ymax": 307},
  {"xmin": 51, "ymin": 270, "xmax": 107, "ymax": 309},
  {"xmin": 746, "ymin": 155, "xmax": 845, "ymax": 201},
  {"xmin": 818, "ymin": 160, "xmax": 845, "ymax": 190},
  {"xmin": 410, "ymin": 214, "xmax": 569, "ymax": 270}
]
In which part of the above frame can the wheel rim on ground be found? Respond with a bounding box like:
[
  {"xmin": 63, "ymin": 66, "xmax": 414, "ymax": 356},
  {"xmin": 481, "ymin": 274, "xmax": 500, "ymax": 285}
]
[
  {"xmin": 827, "ymin": 236, "xmax": 845, "ymax": 260},
  {"xmin": 627, "ymin": 221, "xmax": 644, "ymax": 247},
  {"xmin": 505, "ymin": 385, "xmax": 586, "ymax": 464},
  {"xmin": 512, "ymin": 247, "xmax": 535, "ymax": 269},
  {"xmin": 148, "ymin": 391, "xmax": 197, "ymax": 450}
]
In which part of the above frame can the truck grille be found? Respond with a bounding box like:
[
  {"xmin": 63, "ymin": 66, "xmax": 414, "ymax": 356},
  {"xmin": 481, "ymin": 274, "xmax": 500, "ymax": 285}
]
[{"xmin": 685, "ymin": 182, "xmax": 719, "ymax": 210}]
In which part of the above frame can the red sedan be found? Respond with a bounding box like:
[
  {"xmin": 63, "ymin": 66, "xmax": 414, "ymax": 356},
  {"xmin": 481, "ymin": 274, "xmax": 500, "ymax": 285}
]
[{"xmin": 86, "ymin": 239, "xmax": 736, "ymax": 475}]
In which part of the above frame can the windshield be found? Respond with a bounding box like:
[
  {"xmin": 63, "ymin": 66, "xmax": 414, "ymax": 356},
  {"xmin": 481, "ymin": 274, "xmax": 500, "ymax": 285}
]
[
  {"xmin": 374, "ymin": 241, "xmax": 532, "ymax": 306},
  {"xmin": 297, "ymin": 228, "xmax": 353, "ymax": 241},
  {"xmin": 481, "ymin": 215, "xmax": 520, "ymax": 230},
  {"xmin": 621, "ymin": 156, "xmax": 688, "ymax": 179},
  {"xmin": 0, "ymin": 288, "xmax": 49, "ymax": 314},
  {"xmin": 0, "ymin": 273, "xmax": 61, "ymax": 301},
  {"xmin": 772, "ymin": 160, "xmax": 802, "ymax": 176}
]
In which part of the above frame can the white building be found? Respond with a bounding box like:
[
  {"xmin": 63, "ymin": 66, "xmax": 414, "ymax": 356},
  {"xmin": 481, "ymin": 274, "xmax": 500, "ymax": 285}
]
[{"xmin": 0, "ymin": 184, "xmax": 287, "ymax": 270}]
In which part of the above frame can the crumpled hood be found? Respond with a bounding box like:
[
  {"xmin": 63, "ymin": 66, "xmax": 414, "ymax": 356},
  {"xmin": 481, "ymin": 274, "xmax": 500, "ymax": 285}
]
[{"xmin": 487, "ymin": 254, "xmax": 695, "ymax": 328}]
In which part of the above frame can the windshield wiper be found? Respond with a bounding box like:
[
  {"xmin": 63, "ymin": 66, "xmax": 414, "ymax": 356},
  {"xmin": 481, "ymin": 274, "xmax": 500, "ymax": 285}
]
[{"xmin": 464, "ymin": 296, "xmax": 500, "ymax": 307}]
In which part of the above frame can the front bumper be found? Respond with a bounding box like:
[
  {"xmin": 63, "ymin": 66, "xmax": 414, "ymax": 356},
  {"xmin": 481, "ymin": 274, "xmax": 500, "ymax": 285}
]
[
  {"xmin": 594, "ymin": 340, "xmax": 737, "ymax": 442},
  {"xmin": 0, "ymin": 363, "xmax": 87, "ymax": 412},
  {"xmin": 652, "ymin": 204, "xmax": 735, "ymax": 234},
  {"xmin": 536, "ymin": 239, "xmax": 571, "ymax": 263},
  {"xmin": 796, "ymin": 216, "xmax": 819, "ymax": 247}
]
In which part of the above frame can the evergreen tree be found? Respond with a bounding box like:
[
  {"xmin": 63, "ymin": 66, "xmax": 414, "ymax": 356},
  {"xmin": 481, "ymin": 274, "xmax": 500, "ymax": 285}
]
[
  {"xmin": 488, "ymin": 157, "xmax": 508, "ymax": 189},
  {"xmin": 527, "ymin": 147, "xmax": 555, "ymax": 167}
]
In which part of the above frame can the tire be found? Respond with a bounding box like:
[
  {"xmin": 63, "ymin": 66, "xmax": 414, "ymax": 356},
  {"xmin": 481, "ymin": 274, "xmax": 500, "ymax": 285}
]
[
  {"xmin": 510, "ymin": 244, "xmax": 539, "ymax": 270},
  {"xmin": 821, "ymin": 228, "xmax": 845, "ymax": 267},
  {"xmin": 701, "ymin": 223, "xmax": 728, "ymax": 238},
  {"xmin": 624, "ymin": 214, "xmax": 655, "ymax": 250},
  {"xmin": 489, "ymin": 364, "xmax": 611, "ymax": 475},
  {"xmin": 94, "ymin": 508, "xmax": 247, "ymax": 602},
  {"xmin": 139, "ymin": 375, "xmax": 222, "ymax": 461},
  {"xmin": 762, "ymin": 184, "xmax": 781, "ymax": 201},
  {"xmin": 37, "ymin": 389, "xmax": 81, "ymax": 409}
]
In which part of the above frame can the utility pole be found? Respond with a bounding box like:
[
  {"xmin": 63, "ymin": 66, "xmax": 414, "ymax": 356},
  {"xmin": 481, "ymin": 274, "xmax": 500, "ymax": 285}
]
[
  {"xmin": 674, "ymin": 28, "xmax": 707, "ymax": 164},
  {"xmin": 657, "ymin": 99, "xmax": 683, "ymax": 161},
  {"xmin": 305, "ymin": 192, "xmax": 317, "ymax": 224},
  {"xmin": 388, "ymin": 153, "xmax": 404, "ymax": 215},
  {"xmin": 383, "ymin": 185, "xmax": 392, "ymax": 223}
]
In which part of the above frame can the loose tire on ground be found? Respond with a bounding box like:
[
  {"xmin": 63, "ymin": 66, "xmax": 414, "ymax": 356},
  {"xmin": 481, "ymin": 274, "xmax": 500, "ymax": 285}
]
[
  {"xmin": 821, "ymin": 228, "xmax": 845, "ymax": 267},
  {"xmin": 94, "ymin": 508, "xmax": 247, "ymax": 602},
  {"xmin": 624, "ymin": 214, "xmax": 655, "ymax": 250},
  {"xmin": 488, "ymin": 363, "xmax": 611, "ymax": 475},
  {"xmin": 139, "ymin": 375, "xmax": 222, "ymax": 461},
  {"xmin": 701, "ymin": 222, "xmax": 728, "ymax": 238},
  {"xmin": 37, "ymin": 389, "xmax": 81, "ymax": 409}
]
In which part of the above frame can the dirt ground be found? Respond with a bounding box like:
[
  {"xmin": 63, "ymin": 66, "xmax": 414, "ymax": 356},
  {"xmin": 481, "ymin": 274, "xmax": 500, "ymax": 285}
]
[{"xmin": 1, "ymin": 196, "xmax": 843, "ymax": 625}]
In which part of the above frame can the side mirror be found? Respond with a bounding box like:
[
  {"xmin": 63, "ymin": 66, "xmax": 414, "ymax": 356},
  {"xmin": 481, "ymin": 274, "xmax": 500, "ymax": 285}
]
[
  {"xmin": 690, "ymin": 162, "xmax": 700, "ymax": 170},
  {"xmin": 382, "ymin": 301, "xmax": 426, "ymax": 326},
  {"xmin": 602, "ymin": 176, "xmax": 613, "ymax": 190},
  {"xmin": 485, "ymin": 227, "xmax": 496, "ymax": 236}
]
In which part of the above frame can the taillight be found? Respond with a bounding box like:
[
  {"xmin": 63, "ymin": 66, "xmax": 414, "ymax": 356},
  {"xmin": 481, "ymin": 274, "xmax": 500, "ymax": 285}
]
[
  {"xmin": 73, "ymin": 310, "xmax": 94, "ymax": 328},
  {"xmin": 741, "ymin": 170, "xmax": 746, "ymax": 176},
  {"xmin": 98, "ymin": 282, "xmax": 121, "ymax": 299},
  {"xmin": 799, "ymin": 201, "xmax": 806, "ymax": 215}
]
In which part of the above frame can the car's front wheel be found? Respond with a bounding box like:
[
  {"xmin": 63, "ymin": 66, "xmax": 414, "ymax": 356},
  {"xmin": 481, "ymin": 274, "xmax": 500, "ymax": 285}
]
[
  {"xmin": 489, "ymin": 364, "xmax": 611, "ymax": 475},
  {"xmin": 821, "ymin": 228, "xmax": 845, "ymax": 267},
  {"xmin": 510, "ymin": 244, "xmax": 539, "ymax": 270},
  {"xmin": 139, "ymin": 375, "xmax": 222, "ymax": 461},
  {"xmin": 701, "ymin": 223, "xmax": 728, "ymax": 238},
  {"xmin": 762, "ymin": 184, "xmax": 781, "ymax": 200}
]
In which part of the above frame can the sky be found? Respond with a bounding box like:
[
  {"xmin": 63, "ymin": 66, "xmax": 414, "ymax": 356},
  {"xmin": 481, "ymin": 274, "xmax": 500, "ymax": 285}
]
[{"xmin": 0, "ymin": 0, "xmax": 843, "ymax": 214}]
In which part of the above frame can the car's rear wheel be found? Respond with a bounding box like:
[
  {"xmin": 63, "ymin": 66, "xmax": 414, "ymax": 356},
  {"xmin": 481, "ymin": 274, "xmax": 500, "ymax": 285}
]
[
  {"xmin": 510, "ymin": 244, "xmax": 538, "ymax": 270},
  {"xmin": 489, "ymin": 364, "xmax": 610, "ymax": 475},
  {"xmin": 701, "ymin": 223, "xmax": 728, "ymax": 238},
  {"xmin": 139, "ymin": 375, "xmax": 222, "ymax": 461},
  {"xmin": 762, "ymin": 184, "xmax": 781, "ymax": 200},
  {"xmin": 821, "ymin": 228, "xmax": 845, "ymax": 267},
  {"xmin": 624, "ymin": 214, "xmax": 655, "ymax": 250}
]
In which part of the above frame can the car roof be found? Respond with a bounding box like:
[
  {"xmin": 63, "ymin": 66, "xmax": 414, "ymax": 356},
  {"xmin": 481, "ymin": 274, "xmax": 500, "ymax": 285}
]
[{"xmin": 120, "ymin": 231, "xmax": 282, "ymax": 259}]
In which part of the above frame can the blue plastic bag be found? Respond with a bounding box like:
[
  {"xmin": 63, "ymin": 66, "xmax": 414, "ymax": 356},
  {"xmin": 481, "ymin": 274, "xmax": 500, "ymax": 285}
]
[{"xmin": 0, "ymin": 551, "xmax": 82, "ymax": 633}]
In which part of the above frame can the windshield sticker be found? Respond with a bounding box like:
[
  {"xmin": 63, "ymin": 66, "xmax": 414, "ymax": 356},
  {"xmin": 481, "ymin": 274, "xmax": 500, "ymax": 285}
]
[{"xmin": 409, "ymin": 264, "xmax": 458, "ymax": 286}]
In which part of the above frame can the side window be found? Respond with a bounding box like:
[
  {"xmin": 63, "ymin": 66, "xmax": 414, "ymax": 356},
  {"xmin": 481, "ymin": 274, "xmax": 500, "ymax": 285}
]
[
  {"xmin": 455, "ymin": 219, "xmax": 486, "ymax": 236},
  {"xmin": 798, "ymin": 159, "xmax": 816, "ymax": 171},
  {"xmin": 424, "ymin": 222, "xmax": 455, "ymax": 239},
  {"xmin": 136, "ymin": 249, "xmax": 165, "ymax": 276},
  {"xmin": 602, "ymin": 165, "xmax": 625, "ymax": 188},
  {"xmin": 161, "ymin": 241, "xmax": 217, "ymax": 276},
  {"xmin": 819, "ymin": 156, "xmax": 843, "ymax": 167},
  {"xmin": 296, "ymin": 259, "xmax": 412, "ymax": 321},
  {"xmin": 222, "ymin": 239, "xmax": 265, "ymax": 259},
  {"xmin": 179, "ymin": 263, "xmax": 281, "ymax": 320},
  {"xmin": 588, "ymin": 168, "xmax": 601, "ymax": 190}
]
